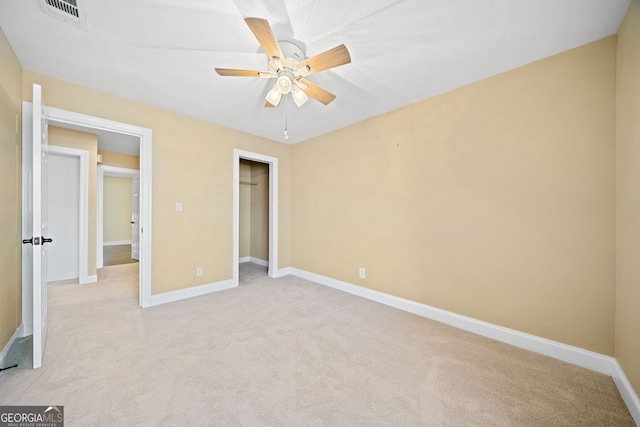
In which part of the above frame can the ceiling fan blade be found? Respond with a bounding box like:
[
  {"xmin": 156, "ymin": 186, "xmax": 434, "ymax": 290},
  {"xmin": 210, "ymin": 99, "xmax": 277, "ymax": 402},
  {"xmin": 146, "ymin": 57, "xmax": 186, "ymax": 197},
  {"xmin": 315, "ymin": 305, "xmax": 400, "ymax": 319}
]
[
  {"xmin": 299, "ymin": 79, "xmax": 337, "ymax": 105},
  {"xmin": 265, "ymin": 101, "xmax": 276, "ymax": 107},
  {"xmin": 297, "ymin": 44, "xmax": 351, "ymax": 76},
  {"xmin": 215, "ymin": 68, "xmax": 264, "ymax": 77},
  {"xmin": 244, "ymin": 18, "xmax": 284, "ymax": 61}
]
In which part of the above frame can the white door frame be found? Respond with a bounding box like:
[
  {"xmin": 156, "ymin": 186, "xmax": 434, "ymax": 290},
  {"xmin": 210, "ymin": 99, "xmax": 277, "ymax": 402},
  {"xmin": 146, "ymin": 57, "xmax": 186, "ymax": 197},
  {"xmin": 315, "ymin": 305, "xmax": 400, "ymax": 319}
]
[
  {"xmin": 22, "ymin": 102, "xmax": 153, "ymax": 310},
  {"xmin": 97, "ymin": 165, "xmax": 140, "ymax": 268},
  {"xmin": 233, "ymin": 149, "xmax": 280, "ymax": 283},
  {"xmin": 48, "ymin": 145, "xmax": 94, "ymax": 284}
]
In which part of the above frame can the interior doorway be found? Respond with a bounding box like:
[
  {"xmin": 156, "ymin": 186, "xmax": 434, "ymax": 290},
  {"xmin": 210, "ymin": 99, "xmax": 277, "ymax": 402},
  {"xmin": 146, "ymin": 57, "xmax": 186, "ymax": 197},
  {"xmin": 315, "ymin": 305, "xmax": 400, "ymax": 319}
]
[
  {"xmin": 22, "ymin": 102, "xmax": 153, "ymax": 321},
  {"xmin": 97, "ymin": 166, "xmax": 140, "ymax": 268},
  {"xmin": 238, "ymin": 159, "xmax": 269, "ymax": 282},
  {"xmin": 233, "ymin": 149, "xmax": 280, "ymax": 285}
]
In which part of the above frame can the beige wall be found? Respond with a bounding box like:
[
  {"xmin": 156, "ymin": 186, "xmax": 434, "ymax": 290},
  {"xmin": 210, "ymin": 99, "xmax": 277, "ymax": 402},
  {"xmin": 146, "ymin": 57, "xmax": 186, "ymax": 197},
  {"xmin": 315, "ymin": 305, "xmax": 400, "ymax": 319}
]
[
  {"xmin": 103, "ymin": 177, "xmax": 133, "ymax": 242},
  {"xmin": 48, "ymin": 126, "xmax": 98, "ymax": 277},
  {"xmin": 22, "ymin": 70, "xmax": 291, "ymax": 295},
  {"xmin": 616, "ymin": 0, "xmax": 640, "ymax": 397},
  {"xmin": 99, "ymin": 150, "xmax": 139, "ymax": 169},
  {"xmin": 292, "ymin": 36, "xmax": 617, "ymax": 355},
  {"xmin": 0, "ymin": 27, "xmax": 22, "ymax": 354},
  {"xmin": 250, "ymin": 162, "xmax": 269, "ymax": 262},
  {"xmin": 239, "ymin": 160, "xmax": 251, "ymax": 258}
]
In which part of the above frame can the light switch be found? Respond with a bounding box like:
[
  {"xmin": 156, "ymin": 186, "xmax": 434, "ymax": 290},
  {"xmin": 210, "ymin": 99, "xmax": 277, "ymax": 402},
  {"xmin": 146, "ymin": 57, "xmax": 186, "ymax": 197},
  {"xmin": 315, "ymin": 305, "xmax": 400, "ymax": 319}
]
[{"xmin": 176, "ymin": 202, "xmax": 183, "ymax": 212}]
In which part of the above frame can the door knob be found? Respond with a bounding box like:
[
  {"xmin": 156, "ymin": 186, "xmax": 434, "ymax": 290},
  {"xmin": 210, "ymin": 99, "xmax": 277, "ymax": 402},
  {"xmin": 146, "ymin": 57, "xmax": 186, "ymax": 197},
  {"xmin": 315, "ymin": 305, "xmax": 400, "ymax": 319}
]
[{"xmin": 21, "ymin": 237, "xmax": 51, "ymax": 245}]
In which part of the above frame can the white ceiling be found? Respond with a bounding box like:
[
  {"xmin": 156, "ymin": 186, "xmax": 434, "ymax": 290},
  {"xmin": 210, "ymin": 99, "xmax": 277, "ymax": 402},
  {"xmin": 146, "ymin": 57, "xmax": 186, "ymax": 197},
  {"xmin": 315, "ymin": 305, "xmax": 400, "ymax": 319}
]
[{"xmin": 0, "ymin": 0, "xmax": 631, "ymax": 145}]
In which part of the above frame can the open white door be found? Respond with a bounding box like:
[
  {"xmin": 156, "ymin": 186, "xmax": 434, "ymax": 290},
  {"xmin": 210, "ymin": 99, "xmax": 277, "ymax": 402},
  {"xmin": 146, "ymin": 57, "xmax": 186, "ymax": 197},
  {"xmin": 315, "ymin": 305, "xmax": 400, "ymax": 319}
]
[
  {"xmin": 28, "ymin": 84, "xmax": 50, "ymax": 369},
  {"xmin": 131, "ymin": 174, "xmax": 140, "ymax": 261}
]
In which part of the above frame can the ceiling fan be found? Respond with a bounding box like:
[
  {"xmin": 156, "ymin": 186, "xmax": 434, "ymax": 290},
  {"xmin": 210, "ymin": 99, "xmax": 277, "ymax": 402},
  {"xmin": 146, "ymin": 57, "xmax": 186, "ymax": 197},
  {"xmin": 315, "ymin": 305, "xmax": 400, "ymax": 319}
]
[{"xmin": 215, "ymin": 18, "xmax": 351, "ymax": 108}]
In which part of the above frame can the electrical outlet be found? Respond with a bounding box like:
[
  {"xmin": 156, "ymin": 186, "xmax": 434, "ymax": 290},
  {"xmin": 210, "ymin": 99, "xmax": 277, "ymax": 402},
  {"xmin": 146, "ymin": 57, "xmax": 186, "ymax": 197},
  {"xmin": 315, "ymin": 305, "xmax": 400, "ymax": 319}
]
[
  {"xmin": 176, "ymin": 202, "xmax": 183, "ymax": 212},
  {"xmin": 196, "ymin": 267, "xmax": 203, "ymax": 277},
  {"xmin": 359, "ymin": 268, "xmax": 366, "ymax": 279}
]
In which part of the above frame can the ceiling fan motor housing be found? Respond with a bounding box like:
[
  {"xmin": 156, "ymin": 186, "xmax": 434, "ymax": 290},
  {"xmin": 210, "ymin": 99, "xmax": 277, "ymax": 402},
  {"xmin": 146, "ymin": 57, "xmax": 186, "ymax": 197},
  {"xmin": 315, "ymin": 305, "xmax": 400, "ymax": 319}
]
[{"xmin": 277, "ymin": 39, "xmax": 306, "ymax": 61}]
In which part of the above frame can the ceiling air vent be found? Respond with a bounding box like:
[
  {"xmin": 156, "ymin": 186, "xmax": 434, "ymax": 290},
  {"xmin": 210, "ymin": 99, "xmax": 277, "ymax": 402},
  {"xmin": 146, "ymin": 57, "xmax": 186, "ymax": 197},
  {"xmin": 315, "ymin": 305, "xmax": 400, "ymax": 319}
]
[{"xmin": 37, "ymin": 0, "xmax": 86, "ymax": 28}]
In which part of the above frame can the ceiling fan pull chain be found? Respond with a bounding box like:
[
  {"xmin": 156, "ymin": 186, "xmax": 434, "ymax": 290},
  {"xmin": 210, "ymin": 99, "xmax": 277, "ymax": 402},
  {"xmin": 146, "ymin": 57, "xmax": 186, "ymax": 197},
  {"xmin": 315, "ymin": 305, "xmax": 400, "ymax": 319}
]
[{"xmin": 284, "ymin": 95, "xmax": 289, "ymax": 140}]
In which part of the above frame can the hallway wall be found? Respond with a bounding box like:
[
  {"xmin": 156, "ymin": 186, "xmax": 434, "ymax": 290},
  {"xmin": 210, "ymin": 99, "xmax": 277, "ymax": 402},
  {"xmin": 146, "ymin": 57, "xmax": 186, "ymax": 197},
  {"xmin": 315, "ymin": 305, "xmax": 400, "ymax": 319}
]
[{"xmin": 0, "ymin": 27, "xmax": 23, "ymax": 354}]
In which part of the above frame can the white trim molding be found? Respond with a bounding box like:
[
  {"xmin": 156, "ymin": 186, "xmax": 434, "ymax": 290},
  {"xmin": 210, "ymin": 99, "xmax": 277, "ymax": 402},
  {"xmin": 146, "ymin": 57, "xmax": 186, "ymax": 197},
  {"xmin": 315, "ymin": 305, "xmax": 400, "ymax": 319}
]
[
  {"xmin": 238, "ymin": 257, "xmax": 268, "ymax": 267},
  {"xmin": 233, "ymin": 150, "xmax": 279, "ymax": 284},
  {"xmin": 103, "ymin": 240, "xmax": 133, "ymax": 246},
  {"xmin": 0, "ymin": 324, "xmax": 25, "ymax": 372},
  {"xmin": 250, "ymin": 257, "xmax": 268, "ymax": 267},
  {"xmin": 273, "ymin": 267, "xmax": 291, "ymax": 278},
  {"xmin": 289, "ymin": 268, "xmax": 640, "ymax": 419},
  {"xmin": 289, "ymin": 268, "xmax": 615, "ymax": 375},
  {"xmin": 612, "ymin": 360, "xmax": 640, "ymax": 425},
  {"xmin": 150, "ymin": 279, "xmax": 236, "ymax": 307},
  {"xmin": 35, "ymin": 104, "xmax": 153, "ymax": 308},
  {"xmin": 97, "ymin": 165, "xmax": 140, "ymax": 267}
]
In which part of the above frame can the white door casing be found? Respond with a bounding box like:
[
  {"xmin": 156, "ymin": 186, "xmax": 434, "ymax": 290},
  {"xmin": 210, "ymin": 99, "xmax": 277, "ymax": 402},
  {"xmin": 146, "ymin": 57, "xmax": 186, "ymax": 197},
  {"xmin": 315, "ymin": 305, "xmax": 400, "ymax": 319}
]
[
  {"xmin": 23, "ymin": 103, "xmax": 152, "ymax": 316},
  {"xmin": 233, "ymin": 149, "xmax": 280, "ymax": 283},
  {"xmin": 30, "ymin": 84, "xmax": 49, "ymax": 369},
  {"xmin": 97, "ymin": 166, "xmax": 139, "ymax": 266},
  {"xmin": 21, "ymin": 106, "xmax": 34, "ymax": 337},
  {"xmin": 48, "ymin": 111, "xmax": 151, "ymax": 308},
  {"xmin": 131, "ymin": 174, "xmax": 140, "ymax": 261}
]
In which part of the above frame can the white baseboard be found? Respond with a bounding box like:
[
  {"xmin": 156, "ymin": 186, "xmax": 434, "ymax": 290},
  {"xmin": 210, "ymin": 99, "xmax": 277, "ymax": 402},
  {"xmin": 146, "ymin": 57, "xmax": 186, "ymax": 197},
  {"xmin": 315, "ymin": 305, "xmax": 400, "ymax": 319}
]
[
  {"xmin": 0, "ymin": 324, "xmax": 24, "ymax": 369},
  {"xmin": 290, "ymin": 268, "xmax": 640, "ymax": 418},
  {"xmin": 80, "ymin": 275, "xmax": 98, "ymax": 285},
  {"xmin": 48, "ymin": 272, "xmax": 78, "ymax": 282},
  {"xmin": 21, "ymin": 320, "xmax": 32, "ymax": 338},
  {"xmin": 16, "ymin": 323, "xmax": 26, "ymax": 338},
  {"xmin": 239, "ymin": 257, "xmax": 268, "ymax": 267},
  {"xmin": 289, "ymin": 268, "xmax": 615, "ymax": 375},
  {"xmin": 612, "ymin": 359, "xmax": 640, "ymax": 425},
  {"xmin": 250, "ymin": 257, "xmax": 268, "ymax": 267},
  {"xmin": 50, "ymin": 274, "xmax": 98, "ymax": 285},
  {"xmin": 103, "ymin": 240, "xmax": 132, "ymax": 246},
  {"xmin": 272, "ymin": 267, "xmax": 291, "ymax": 278},
  {"xmin": 150, "ymin": 279, "xmax": 237, "ymax": 307}
]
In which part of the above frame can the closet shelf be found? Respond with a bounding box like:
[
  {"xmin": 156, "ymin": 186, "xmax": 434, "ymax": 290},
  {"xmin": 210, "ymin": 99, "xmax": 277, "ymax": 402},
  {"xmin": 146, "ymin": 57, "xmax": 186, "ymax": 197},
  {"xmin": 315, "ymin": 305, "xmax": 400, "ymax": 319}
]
[{"xmin": 240, "ymin": 181, "xmax": 258, "ymax": 185}]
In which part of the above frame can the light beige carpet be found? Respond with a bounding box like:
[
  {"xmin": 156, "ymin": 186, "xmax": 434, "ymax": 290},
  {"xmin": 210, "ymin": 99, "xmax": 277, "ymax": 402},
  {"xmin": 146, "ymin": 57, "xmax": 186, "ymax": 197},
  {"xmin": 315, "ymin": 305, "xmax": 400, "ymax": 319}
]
[{"xmin": 0, "ymin": 263, "xmax": 634, "ymax": 426}]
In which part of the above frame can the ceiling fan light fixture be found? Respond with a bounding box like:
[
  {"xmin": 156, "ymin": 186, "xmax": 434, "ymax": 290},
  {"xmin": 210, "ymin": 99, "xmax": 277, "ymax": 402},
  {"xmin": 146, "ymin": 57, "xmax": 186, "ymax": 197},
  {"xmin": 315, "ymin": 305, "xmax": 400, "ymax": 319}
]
[
  {"xmin": 291, "ymin": 86, "xmax": 309, "ymax": 107},
  {"xmin": 276, "ymin": 74, "xmax": 293, "ymax": 94},
  {"xmin": 216, "ymin": 18, "xmax": 349, "ymax": 109},
  {"xmin": 266, "ymin": 85, "xmax": 282, "ymax": 106}
]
